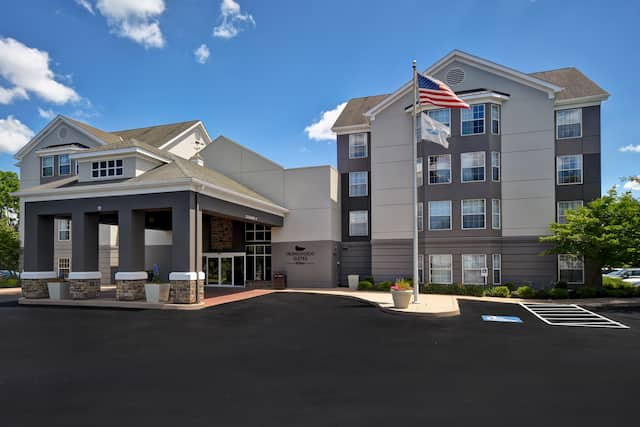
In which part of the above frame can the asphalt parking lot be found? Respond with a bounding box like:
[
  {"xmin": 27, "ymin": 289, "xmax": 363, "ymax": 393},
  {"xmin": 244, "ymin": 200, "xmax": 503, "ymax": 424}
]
[{"xmin": 0, "ymin": 293, "xmax": 637, "ymax": 427}]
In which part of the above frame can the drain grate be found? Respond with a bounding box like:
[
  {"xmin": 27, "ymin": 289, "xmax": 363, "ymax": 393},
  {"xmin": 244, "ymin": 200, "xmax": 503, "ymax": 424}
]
[{"xmin": 520, "ymin": 303, "xmax": 629, "ymax": 329}]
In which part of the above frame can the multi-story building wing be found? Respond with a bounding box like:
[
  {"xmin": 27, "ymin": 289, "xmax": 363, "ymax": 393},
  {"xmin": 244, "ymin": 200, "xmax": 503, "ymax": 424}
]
[{"xmin": 333, "ymin": 50, "xmax": 608, "ymax": 287}]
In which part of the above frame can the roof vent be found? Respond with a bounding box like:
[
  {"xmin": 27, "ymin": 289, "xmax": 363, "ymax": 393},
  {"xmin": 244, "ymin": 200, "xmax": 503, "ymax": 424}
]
[
  {"xmin": 445, "ymin": 67, "xmax": 465, "ymax": 87},
  {"xmin": 58, "ymin": 126, "xmax": 68, "ymax": 139},
  {"xmin": 191, "ymin": 153, "xmax": 204, "ymax": 167}
]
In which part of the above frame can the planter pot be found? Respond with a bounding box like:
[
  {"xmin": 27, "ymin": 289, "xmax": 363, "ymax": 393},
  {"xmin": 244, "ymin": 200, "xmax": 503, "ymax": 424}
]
[
  {"xmin": 145, "ymin": 283, "xmax": 170, "ymax": 303},
  {"xmin": 47, "ymin": 282, "xmax": 70, "ymax": 300},
  {"xmin": 347, "ymin": 275, "xmax": 360, "ymax": 290},
  {"xmin": 391, "ymin": 289, "xmax": 413, "ymax": 309}
]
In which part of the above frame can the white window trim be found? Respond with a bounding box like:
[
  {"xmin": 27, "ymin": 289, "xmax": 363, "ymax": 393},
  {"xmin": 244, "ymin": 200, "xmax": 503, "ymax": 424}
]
[
  {"xmin": 429, "ymin": 254, "xmax": 453, "ymax": 285},
  {"xmin": 418, "ymin": 254, "xmax": 425, "ymax": 284},
  {"xmin": 417, "ymin": 202, "xmax": 424, "ymax": 232},
  {"xmin": 427, "ymin": 108, "xmax": 451, "ymax": 128},
  {"xmin": 427, "ymin": 154, "xmax": 452, "ymax": 185},
  {"xmin": 491, "ymin": 104, "xmax": 500, "ymax": 135},
  {"xmin": 348, "ymin": 171, "xmax": 368, "ymax": 197},
  {"xmin": 57, "ymin": 257, "xmax": 71, "ymax": 279},
  {"xmin": 41, "ymin": 155, "xmax": 54, "ymax": 177},
  {"xmin": 58, "ymin": 154, "xmax": 72, "ymax": 176},
  {"xmin": 428, "ymin": 200, "xmax": 452, "ymax": 231},
  {"xmin": 461, "ymin": 199, "xmax": 486, "ymax": 230},
  {"xmin": 461, "ymin": 151, "xmax": 486, "ymax": 183},
  {"xmin": 558, "ymin": 254, "xmax": 585, "ymax": 284},
  {"xmin": 492, "ymin": 254, "xmax": 501, "ymax": 285},
  {"xmin": 557, "ymin": 200, "xmax": 584, "ymax": 223},
  {"xmin": 556, "ymin": 154, "xmax": 583, "ymax": 185},
  {"xmin": 462, "ymin": 254, "xmax": 487, "ymax": 285},
  {"xmin": 349, "ymin": 210, "xmax": 368, "ymax": 237},
  {"xmin": 491, "ymin": 152, "xmax": 501, "ymax": 182},
  {"xmin": 348, "ymin": 133, "xmax": 368, "ymax": 159},
  {"xmin": 57, "ymin": 219, "xmax": 71, "ymax": 241},
  {"xmin": 556, "ymin": 108, "xmax": 583, "ymax": 140},
  {"xmin": 91, "ymin": 159, "xmax": 124, "ymax": 180},
  {"xmin": 492, "ymin": 199, "xmax": 501, "ymax": 230},
  {"xmin": 460, "ymin": 104, "xmax": 486, "ymax": 136},
  {"xmin": 417, "ymin": 157, "xmax": 423, "ymax": 187}
]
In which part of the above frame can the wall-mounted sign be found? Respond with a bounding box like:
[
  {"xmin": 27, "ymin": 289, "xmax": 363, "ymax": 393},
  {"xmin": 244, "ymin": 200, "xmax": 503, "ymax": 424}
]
[
  {"xmin": 244, "ymin": 214, "xmax": 259, "ymax": 222},
  {"xmin": 286, "ymin": 245, "xmax": 316, "ymax": 265}
]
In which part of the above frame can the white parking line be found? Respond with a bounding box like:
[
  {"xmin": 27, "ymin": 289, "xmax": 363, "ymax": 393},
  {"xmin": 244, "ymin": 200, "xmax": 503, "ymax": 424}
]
[{"xmin": 520, "ymin": 303, "xmax": 629, "ymax": 329}]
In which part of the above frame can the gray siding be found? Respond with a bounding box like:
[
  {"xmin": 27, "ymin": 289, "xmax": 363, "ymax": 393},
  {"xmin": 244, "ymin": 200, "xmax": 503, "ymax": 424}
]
[
  {"xmin": 339, "ymin": 241, "xmax": 371, "ymax": 284},
  {"xmin": 371, "ymin": 239, "xmax": 412, "ymax": 282}
]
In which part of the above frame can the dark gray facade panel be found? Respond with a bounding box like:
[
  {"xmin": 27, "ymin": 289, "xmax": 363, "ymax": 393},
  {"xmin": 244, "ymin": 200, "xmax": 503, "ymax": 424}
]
[
  {"xmin": 339, "ymin": 241, "xmax": 371, "ymax": 284},
  {"xmin": 71, "ymin": 211, "xmax": 99, "ymax": 271},
  {"xmin": 338, "ymin": 132, "xmax": 372, "ymax": 242},
  {"xmin": 118, "ymin": 208, "xmax": 145, "ymax": 271},
  {"xmin": 23, "ymin": 211, "xmax": 54, "ymax": 271},
  {"xmin": 371, "ymin": 239, "xmax": 412, "ymax": 281},
  {"xmin": 272, "ymin": 240, "xmax": 339, "ymax": 288}
]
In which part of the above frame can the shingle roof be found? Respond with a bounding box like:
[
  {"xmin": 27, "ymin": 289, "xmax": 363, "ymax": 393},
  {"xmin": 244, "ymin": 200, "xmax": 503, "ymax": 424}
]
[
  {"xmin": 529, "ymin": 67, "xmax": 609, "ymax": 101},
  {"xmin": 74, "ymin": 139, "xmax": 173, "ymax": 160},
  {"xmin": 65, "ymin": 117, "xmax": 123, "ymax": 144},
  {"xmin": 111, "ymin": 120, "xmax": 199, "ymax": 148},
  {"xmin": 332, "ymin": 94, "xmax": 389, "ymax": 129}
]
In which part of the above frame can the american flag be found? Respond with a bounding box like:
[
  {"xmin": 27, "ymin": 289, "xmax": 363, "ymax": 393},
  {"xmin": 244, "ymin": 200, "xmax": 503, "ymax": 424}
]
[{"xmin": 417, "ymin": 73, "xmax": 469, "ymax": 109}]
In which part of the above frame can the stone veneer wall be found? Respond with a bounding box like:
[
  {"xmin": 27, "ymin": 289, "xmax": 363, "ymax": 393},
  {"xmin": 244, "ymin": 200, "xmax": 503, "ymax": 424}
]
[
  {"xmin": 116, "ymin": 279, "xmax": 146, "ymax": 301},
  {"xmin": 69, "ymin": 278, "xmax": 100, "ymax": 299},
  {"xmin": 21, "ymin": 279, "xmax": 50, "ymax": 299},
  {"xmin": 169, "ymin": 279, "xmax": 204, "ymax": 304},
  {"xmin": 210, "ymin": 217, "xmax": 233, "ymax": 251}
]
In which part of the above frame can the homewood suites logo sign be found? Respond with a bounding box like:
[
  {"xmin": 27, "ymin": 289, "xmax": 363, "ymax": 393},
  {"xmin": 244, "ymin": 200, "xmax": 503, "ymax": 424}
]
[{"xmin": 286, "ymin": 245, "xmax": 315, "ymax": 265}]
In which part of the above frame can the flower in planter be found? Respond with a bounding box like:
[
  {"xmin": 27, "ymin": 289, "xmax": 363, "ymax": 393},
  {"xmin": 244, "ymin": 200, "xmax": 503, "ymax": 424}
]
[{"xmin": 391, "ymin": 278, "xmax": 413, "ymax": 291}]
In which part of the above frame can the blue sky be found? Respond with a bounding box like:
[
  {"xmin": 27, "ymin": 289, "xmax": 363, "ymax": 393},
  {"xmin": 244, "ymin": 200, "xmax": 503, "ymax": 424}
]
[{"xmin": 0, "ymin": 0, "xmax": 638, "ymax": 192}]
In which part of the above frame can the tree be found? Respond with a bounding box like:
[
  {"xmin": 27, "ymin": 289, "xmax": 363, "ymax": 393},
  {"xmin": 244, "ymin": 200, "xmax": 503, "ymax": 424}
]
[
  {"xmin": 540, "ymin": 188, "xmax": 640, "ymax": 286},
  {"xmin": 0, "ymin": 170, "xmax": 19, "ymax": 226},
  {"xmin": 0, "ymin": 216, "xmax": 19, "ymax": 271}
]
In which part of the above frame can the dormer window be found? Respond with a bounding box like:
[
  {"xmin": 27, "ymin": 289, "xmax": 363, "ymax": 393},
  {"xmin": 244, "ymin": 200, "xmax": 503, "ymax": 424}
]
[{"xmin": 92, "ymin": 159, "xmax": 123, "ymax": 178}]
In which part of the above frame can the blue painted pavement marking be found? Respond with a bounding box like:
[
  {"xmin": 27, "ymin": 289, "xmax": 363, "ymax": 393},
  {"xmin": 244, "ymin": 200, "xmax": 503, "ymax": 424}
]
[{"xmin": 482, "ymin": 315, "xmax": 523, "ymax": 323}]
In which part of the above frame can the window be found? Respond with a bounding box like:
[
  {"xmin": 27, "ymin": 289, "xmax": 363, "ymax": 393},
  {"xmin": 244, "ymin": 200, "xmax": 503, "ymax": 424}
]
[
  {"xmin": 428, "ymin": 108, "xmax": 451, "ymax": 127},
  {"xmin": 58, "ymin": 219, "xmax": 70, "ymax": 241},
  {"xmin": 558, "ymin": 254, "xmax": 584, "ymax": 284},
  {"xmin": 245, "ymin": 223, "xmax": 271, "ymax": 243},
  {"xmin": 92, "ymin": 159, "xmax": 123, "ymax": 178},
  {"xmin": 428, "ymin": 200, "xmax": 452, "ymax": 231},
  {"xmin": 461, "ymin": 104, "xmax": 485, "ymax": 135},
  {"xmin": 348, "ymin": 133, "xmax": 368, "ymax": 159},
  {"xmin": 58, "ymin": 154, "xmax": 71, "ymax": 176},
  {"xmin": 349, "ymin": 211, "xmax": 368, "ymax": 236},
  {"xmin": 429, "ymin": 254, "xmax": 453, "ymax": 284},
  {"xmin": 349, "ymin": 171, "xmax": 368, "ymax": 197},
  {"xmin": 42, "ymin": 156, "xmax": 54, "ymax": 177},
  {"xmin": 492, "ymin": 254, "xmax": 501, "ymax": 285},
  {"xmin": 428, "ymin": 154, "xmax": 451, "ymax": 184},
  {"xmin": 245, "ymin": 224, "xmax": 272, "ymax": 281},
  {"xmin": 556, "ymin": 108, "xmax": 582, "ymax": 139},
  {"xmin": 491, "ymin": 152, "xmax": 500, "ymax": 182},
  {"xmin": 557, "ymin": 155, "xmax": 583, "ymax": 185},
  {"xmin": 492, "ymin": 199, "xmax": 501, "ymax": 229},
  {"xmin": 557, "ymin": 200, "xmax": 583, "ymax": 224},
  {"xmin": 418, "ymin": 254, "xmax": 425, "ymax": 284},
  {"xmin": 417, "ymin": 202, "xmax": 424, "ymax": 232},
  {"xmin": 462, "ymin": 199, "xmax": 486, "ymax": 229},
  {"xmin": 491, "ymin": 104, "xmax": 500, "ymax": 134},
  {"xmin": 463, "ymin": 254, "xmax": 487, "ymax": 284},
  {"xmin": 416, "ymin": 157, "xmax": 423, "ymax": 187},
  {"xmin": 461, "ymin": 152, "xmax": 485, "ymax": 182},
  {"xmin": 58, "ymin": 257, "xmax": 70, "ymax": 279}
]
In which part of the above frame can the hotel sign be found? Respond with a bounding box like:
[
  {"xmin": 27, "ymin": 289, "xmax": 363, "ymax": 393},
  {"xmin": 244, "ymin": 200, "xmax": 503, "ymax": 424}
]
[{"xmin": 286, "ymin": 245, "xmax": 316, "ymax": 265}]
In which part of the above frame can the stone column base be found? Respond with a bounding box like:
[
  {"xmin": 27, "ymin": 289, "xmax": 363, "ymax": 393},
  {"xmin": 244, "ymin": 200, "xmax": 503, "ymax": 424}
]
[
  {"xmin": 115, "ymin": 272, "xmax": 147, "ymax": 301},
  {"xmin": 169, "ymin": 272, "xmax": 205, "ymax": 304},
  {"xmin": 68, "ymin": 272, "xmax": 102, "ymax": 299},
  {"xmin": 20, "ymin": 272, "xmax": 57, "ymax": 299}
]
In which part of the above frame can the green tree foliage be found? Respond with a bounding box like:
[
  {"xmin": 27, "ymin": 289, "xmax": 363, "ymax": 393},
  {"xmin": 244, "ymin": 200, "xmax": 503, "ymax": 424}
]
[
  {"xmin": 0, "ymin": 170, "xmax": 19, "ymax": 224},
  {"xmin": 0, "ymin": 216, "xmax": 19, "ymax": 271},
  {"xmin": 540, "ymin": 188, "xmax": 640, "ymax": 285}
]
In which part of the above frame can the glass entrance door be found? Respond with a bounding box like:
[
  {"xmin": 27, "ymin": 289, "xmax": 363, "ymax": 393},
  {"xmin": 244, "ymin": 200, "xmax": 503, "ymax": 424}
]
[
  {"xmin": 207, "ymin": 257, "xmax": 219, "ymax": 286},
  {"xmin": 204, "ymin": 253, "xmax": 246, "ymax": 287},
  {"xmin": 220, "ymin": 257, "xmax": 233, "ymax": 285}
]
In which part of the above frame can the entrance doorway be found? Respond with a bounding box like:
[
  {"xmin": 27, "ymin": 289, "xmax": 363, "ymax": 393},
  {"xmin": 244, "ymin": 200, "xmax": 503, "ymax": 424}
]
[{"xmin": 204, "ymin": 253, "xmax": 245, "ymax": 287}]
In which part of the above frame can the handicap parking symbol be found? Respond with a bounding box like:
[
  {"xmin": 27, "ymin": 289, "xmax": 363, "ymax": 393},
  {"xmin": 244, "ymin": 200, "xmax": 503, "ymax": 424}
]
[{"xmin": 482, "ymin": 315, "xmax": 523, "ymax": 323}]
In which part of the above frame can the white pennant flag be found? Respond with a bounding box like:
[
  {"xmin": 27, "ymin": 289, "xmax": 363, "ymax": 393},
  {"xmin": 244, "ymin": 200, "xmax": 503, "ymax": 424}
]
[{"xmin": 419, "ymin": 113, "xmax": 451, "ymax": 148}]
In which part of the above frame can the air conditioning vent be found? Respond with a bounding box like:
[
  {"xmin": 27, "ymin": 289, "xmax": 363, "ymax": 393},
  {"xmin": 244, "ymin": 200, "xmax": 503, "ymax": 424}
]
[
  {"xmin": 58, "ymin": 126, "xmax": 68, "ymax": 139},
  {"xmin": 445, "ymin": 67, "xmax": 465, "ymax": 87}
]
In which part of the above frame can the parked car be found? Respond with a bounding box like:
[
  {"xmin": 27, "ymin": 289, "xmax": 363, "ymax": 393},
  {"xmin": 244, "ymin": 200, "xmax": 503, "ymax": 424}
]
[
  {"xmin": 606, "ymin": 268, "xmax": 640, "ymax": 279},
  {"xmin": 0, "ymin": 270, "xmax": 18, "ymax": 279},
  {"xmin": 623, "ymin": 277, "xmax": 640, "ymax": 286}
]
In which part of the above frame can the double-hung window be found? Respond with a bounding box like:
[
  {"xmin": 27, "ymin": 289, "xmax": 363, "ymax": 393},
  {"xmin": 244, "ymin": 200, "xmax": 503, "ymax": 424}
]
[
  {"xmin": 462, "ymin": 254, "xmax": 487, "ymax": 284},
  {"xmin": 349, "ymin": 211, "xmax": 368, "ymax": 237},
  {"xmin": 491, "ymin": 199, "xmax": 501, "ymax": 229},
  {"xmin": 462, "ymin": 199, "xmax": 486, "ymax": 229},
  {"xmin": 348, "ymin": 133, "xmax": 368, "ymax": 159},
  {"xmin": 491, "ymin": 104, "xmax": 500, "ymax": 134},
  {"xmin": 58, "ymin": 154, "xmax": 71, "ymax": 176},
  {"xmin": 429, "ymin": 254, "xmax": 453, "ymax": 284},
  {"xmin": 418, "ymin": 254, "xmax": 425, "ymax": 284},
  {"xmin": 491, "ymin": 152, "xmax": 500, "ymax": 182},
  {"xmin": 42, "ymin": 156, "xmax": 54, "ymax": 177},
  {"xmin": 557, "ymin": 200, "xmax": 583, "ymax": 224},
  {"xmin": 557, "ymin": 155, "xmax": 583, "ymax": 185},
  {"xmin": 416, "ymin": 157, "xmax": 423, "ymax": 187},
  {"xmin": 492, "ymin": 254, "xmax": 502, "ymax": 285},
  {"xmin": 556, "ymin": 108, "xmax": 582, "ymax": 139},
  {"xmin": 92, "ymin": 159, "xmax": 123, "ymax": 178},
  {"xmin": 428, "ymin": 200, "xmax": 451, "ymax": 231},
  {"xmin": 58, "ymin": 219, "xmax": 70, "ymax": 241},
  {"xmin": 349, "ymin": 171, "xmax": 368, "ymax": 197},
  {"xmin": 461, "ymin": 152, "xmax": 485, "ymax": 182},
  {"xmin": 428, "ymin": 154, "xmax": 451, "ymax": 184},
  {"xmin": 558, "ymin": 254, "xmax": 584, "ymax": 284},
  {"xmin": 461, "ymin": 104, "xmax": 485, "ymax": 135},
  {"xmin": 58, "ymin": 257, "xmax": 71, "ymax": 279},
  {"xmin": 417, "ymin": 202, "xmax": 424, "ymax": 232},
  {"xmin": 428, "ymin": 108, "xmax": 451, "ymax": 127}
]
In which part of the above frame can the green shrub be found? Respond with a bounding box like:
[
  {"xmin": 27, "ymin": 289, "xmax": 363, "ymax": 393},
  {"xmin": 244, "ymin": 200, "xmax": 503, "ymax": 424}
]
[
  {"xmin": 422, "ymin": 283, "xmax": 485, "ymax": 297},
  {"xmin": 376, "ymin": 281, "xmax": 392, "ymax": 291},
  {"xmin": 0, "ymin": 278, "xmax": 19, "ymax": 288},
  {"xmin": 534, "ymin": 288, "xmax": 549, "ymax": 299},
  {"xmin": 357, "ymin": 280, "xmax": 374, "ymax": 291},
  {"xmin": 485, "ymin": 286, "xmax": 510, "ymax": 298},
  {"xmin": 554, "ymin": 281, "xmax": 568, "ymax": 289},
  {"xmin": 575, "ymin": 287, "xmax": 599, "ymax": 299},
  {"xmin": 363, "ymin": 276, "xmax": 375, "ymax": 284},
  {"xmin": 516, "ymin": 286, "xmax": 536, "ymax": 298},
  {"xmin": 603, "ymin": 276, "xmax": 626, "ymax": 289},
  {"xmin": 548, "ymin": 288, "xmax": 569, "ymax": 299}
]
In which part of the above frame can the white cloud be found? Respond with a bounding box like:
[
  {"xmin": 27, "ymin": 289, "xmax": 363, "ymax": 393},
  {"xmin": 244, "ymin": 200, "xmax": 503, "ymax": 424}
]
[
  {"xmin": 96, "ymin": 0, "xmax": 166, "ymax": 48},
  {"xmin": 194, "ymin": 44, "xmax": 210, "ymax": 64},
  {"xmin": 0, "ymin": 37, "xmax": 80, "ymax": 105},
  {"xmin": 304, "ymin": 102, "xmax": 347, "ymax": 141},
  {"xmin": 620, "ymin": 144, "xmax": 640, "ymax": 153},
  {"xmin": 38, "ymin": 107, "xmax": 55, "ymax": 119},
  {"xmin": 0, "ymin": 115, "xmax": 34, "ymax": 154},
  {"xmin": 624, "ymin": 178, "xmax": 640, "ymax": 191},
  {"xmin": 75, "ymin": 0, "xmax": 95, "ymax": 14},
  {"xmin": 213, "ymin": 0, "xmax": 255, "ymax": 39}
]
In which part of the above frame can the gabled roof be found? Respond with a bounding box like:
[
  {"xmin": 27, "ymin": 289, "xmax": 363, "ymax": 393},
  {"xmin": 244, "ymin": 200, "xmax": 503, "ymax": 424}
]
[
  {"xmin": 529, "ymin": 67, "xmax": 609, "ymax": 101},
  {"xmin": 69, "ymin": 139, "xmax": 173, "ymax": 162},
  {"xmin": 111, "ymin": 120, "xmax": 200, "ymax": 148},
  {"xmin": 65, "ymin": 117, "xmax": 123, "ymax": 144},
  {"xmin": 332, "ymin": 94, "xmax": 389, "ymax": 131}
]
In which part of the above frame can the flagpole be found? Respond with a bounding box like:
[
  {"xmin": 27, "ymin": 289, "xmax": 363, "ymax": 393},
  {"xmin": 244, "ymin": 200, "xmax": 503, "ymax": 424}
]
[{"xmin": 412, "ymin": 60, "xmax": 420, "ymax": 304}]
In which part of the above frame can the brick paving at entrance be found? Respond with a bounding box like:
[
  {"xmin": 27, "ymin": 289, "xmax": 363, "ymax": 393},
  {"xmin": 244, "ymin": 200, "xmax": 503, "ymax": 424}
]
[{"xmin": 203, "ymin": 287, "xmax": 274, "ymax": 308}]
